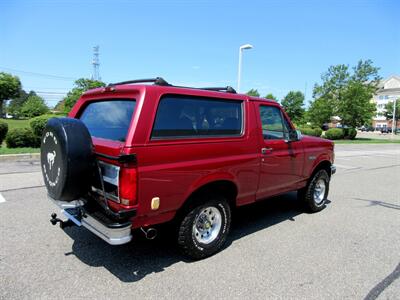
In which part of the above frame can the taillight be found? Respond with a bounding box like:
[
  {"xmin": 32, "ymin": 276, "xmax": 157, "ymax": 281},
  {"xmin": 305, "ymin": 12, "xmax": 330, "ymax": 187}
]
[{"xmin": 119, "ymin": 167, "xmax": 137, "ymax": 206}]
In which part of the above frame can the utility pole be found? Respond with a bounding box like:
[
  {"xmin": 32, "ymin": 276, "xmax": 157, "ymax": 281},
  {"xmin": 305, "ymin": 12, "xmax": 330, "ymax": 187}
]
[
  {"xmin": 392, "ymin": 97, "xmax": 397, "ymax": 138},
  {"xmin": 304, "ymin": 82, "xmax": 307, "ymax": 102},
  {"xmin": 91, "ymin": 46, "xmax": 100, "ymax": 81}
]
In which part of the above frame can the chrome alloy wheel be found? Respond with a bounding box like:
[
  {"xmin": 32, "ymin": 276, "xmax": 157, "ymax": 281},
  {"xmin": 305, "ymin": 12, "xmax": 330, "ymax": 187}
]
[
  {"xmin": 313, "ymin": 178, "xmax": 326, "ymax": 205},
  {"xmin": 193, "ymin": 206, "xmax": 222, "ymax": 244}
]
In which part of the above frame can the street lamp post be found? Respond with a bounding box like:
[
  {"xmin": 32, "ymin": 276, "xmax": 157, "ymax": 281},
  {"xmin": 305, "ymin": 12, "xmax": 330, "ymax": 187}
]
[{"xmin": 237, "ymin": 44, "xmax": 253, "ymax": 93}]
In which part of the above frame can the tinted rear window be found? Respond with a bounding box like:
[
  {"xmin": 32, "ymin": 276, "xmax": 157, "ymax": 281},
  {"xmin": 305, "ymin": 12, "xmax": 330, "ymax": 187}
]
[
  {"xmin": 152, "ymin": 95, "xmax": 242, "ymax": 139},
  {"xmin": 79, "ymin": 100, "xmax": 136, "ymax": 142}
]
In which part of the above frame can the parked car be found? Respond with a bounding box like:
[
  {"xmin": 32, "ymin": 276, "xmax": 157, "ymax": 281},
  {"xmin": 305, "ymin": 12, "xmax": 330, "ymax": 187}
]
[
  {"xmin": 42, "ymin": 78, "xmax": 335, "ymax": 259},
  {"xmin": 380, "ymin": 127, "xmax": 392, "ymax": 134},
  {"xmin": 321, "ymin": 123, "xmax": 329, "ymax": 131},
  {"xmin": 336, "ymin": 124, "xmax": 350, "ymax": 129},
  {"xmin": 361, "ymin": 126, "xmax": 374, "ymax": 132}
]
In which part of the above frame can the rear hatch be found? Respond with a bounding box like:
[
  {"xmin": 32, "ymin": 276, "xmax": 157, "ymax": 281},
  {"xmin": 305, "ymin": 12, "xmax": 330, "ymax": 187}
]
[{"xmin": 77, "ymin": 98, "xmax": 138, "ymax": 211}]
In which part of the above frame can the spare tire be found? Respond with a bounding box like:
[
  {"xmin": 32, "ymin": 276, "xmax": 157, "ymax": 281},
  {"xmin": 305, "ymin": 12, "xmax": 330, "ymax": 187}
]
[{"xmin": 41, "ymin": 117, "xmax": 94, "ymax": 201}]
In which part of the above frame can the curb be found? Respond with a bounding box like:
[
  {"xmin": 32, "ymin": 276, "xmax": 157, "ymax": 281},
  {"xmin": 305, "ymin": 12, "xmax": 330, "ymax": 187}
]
[{"xmin": 0, "ymin": 153, "xmax": 40, "ymax": 162}]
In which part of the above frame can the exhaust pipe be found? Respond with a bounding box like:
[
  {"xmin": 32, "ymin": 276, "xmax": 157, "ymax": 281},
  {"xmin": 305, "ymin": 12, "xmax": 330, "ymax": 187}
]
[{"xmin": 140, "ymin": 227, "xmax": 158, "ymax": 240}]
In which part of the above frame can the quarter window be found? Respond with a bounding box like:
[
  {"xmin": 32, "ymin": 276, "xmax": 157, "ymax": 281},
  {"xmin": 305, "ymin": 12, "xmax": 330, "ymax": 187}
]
[
  {"xmin": 152, "ymin": 95, "xmax": 242, "ymax": 139},
  {"xmin": 259, "ymin": 105, "xmax": 290, "ymax": 140},
  {"xmin": 79, "ymin": 100, "xmax": 136, "ymax": 142}
]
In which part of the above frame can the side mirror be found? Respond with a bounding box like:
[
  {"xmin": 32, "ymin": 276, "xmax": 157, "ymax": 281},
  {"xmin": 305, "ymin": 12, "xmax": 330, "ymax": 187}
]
[{"xmin": 287, "ymin": 129, "xmax": 302, "ymax": 142}]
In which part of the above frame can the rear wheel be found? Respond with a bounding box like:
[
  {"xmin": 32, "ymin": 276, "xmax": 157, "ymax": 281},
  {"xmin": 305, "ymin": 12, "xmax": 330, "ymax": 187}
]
[
  {"xmin": 177, "ymin": 196, "xmax": 231, "ymax": 260},
  {"xmin": 299, "ymin": 169, "xmax": 330, "ymax": 213}
]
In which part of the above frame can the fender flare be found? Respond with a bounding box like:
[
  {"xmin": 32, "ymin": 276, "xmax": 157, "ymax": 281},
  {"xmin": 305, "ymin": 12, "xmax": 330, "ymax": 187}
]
[
  {"xmin": 309, "ymin": 154, "xmax": 332, "ymax": 178},
  {"xmin": 181, "ymin": 172, "xmax": 239, "ymax": 208}
]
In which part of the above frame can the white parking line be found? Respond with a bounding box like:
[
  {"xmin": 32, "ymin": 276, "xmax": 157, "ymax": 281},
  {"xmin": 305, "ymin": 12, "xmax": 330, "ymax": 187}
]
[
  {"xmin": 0, "ymin": 192, "xmax": 6, "ymax": 203},
  {"xmin": 334, "ymin": 164, "xmax": 360, "ymax": 170}
]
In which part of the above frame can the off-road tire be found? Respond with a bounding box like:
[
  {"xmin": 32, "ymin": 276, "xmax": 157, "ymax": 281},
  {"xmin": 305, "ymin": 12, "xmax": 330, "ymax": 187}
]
[
  {"xmin": 299, "ymin": 169, "xmax": 330, "ymax": 213},
  {"xmin": 177, "ymin": 196, "xmax": 231, "ymax": 260}
]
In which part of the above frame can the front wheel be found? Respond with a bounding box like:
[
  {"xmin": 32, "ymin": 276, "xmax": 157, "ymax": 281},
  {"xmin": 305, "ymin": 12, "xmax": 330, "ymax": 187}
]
[
  {"xmin": 177, "ymin": 196, "xmax": 231, "ymax": 260},
  {"xmin": 299, "ymin": 169, "xmax": 330, "ymax": 213}
]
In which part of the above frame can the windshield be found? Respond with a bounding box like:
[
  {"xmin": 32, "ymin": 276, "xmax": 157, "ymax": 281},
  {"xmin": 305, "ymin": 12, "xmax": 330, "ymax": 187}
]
[{"xmin": 79, "ymin": 99, "xmax": 136, "ymax": 142}]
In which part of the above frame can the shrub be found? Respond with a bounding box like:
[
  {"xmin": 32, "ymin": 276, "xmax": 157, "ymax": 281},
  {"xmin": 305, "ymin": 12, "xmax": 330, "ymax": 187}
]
[
  {"xmin": 20, "ymin": 95, "xmax": 49, "ymax": 118},
  {"xmin": 325, "ymin": 128, "xmax": 344, "ymax": 140},
  {"xmin": 313, "ymin": 127, "xmax": 323, "ymax": 137},
  {"xmin": 5, "ymin": 128, "xmax": 39, "ymax": 148},
  {"xmin": 0, "ymin": 120, "xmax": 8, "ymax": 145},
  {"xmin": 298, "ymin": 127, "xmax": 322, "ymax": 137},
  {"xmin": 299, "ymin": 127, "xmax": 314, "ymax": 136},
  {"xmin": 343, "ymin": 127, "xmax": 357, "ymax": 140},
  {"xmin": 30, "ymin": 115, "xmax": 55, "ymax": 137}
]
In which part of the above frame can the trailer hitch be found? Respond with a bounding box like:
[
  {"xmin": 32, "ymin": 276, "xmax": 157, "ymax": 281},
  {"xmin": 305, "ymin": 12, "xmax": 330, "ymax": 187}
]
[{"xmin": 50, "ymin": 213, "xmax": 75, "ymax": 229}]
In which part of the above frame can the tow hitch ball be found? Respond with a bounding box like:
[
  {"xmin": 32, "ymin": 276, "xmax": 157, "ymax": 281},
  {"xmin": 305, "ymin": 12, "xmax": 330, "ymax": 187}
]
[{"xmin": 50, "ymin": 213, "xmax": 74, "ymax": 229}]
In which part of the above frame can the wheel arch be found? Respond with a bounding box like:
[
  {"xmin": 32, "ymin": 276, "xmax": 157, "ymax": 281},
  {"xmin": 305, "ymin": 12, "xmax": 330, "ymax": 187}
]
[
  {"xmin": 175, "ymin": 179, "xmax": 238, "ymax": 220},
  {"xmin": 310, "ymin": 160, "xmax": 332, "ymax": 179}
]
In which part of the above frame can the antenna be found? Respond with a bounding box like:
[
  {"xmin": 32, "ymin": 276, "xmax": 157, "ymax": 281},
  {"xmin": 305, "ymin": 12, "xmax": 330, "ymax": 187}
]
[{"xmin": 91, "ymin": 45, "xmax": 100, "ymax": 81}]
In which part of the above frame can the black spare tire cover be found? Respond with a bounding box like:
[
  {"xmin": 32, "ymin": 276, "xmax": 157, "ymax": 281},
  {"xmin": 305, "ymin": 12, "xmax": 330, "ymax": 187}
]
[{"xmin": 41, "ymin": 117, "xmax": 94, "ymax": 201}]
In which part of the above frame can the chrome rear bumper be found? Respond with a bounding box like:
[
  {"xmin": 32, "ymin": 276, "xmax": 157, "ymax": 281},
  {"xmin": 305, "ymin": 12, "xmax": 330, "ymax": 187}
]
[{"xmin": 49, "ymin": 196, "xmax": 132, "ymax": 245}]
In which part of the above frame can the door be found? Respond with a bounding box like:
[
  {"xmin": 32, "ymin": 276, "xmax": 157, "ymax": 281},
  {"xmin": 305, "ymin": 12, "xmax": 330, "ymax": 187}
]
[{"xmin": 255, "ymin": 103, "xmax": 304, "ymax": 200}]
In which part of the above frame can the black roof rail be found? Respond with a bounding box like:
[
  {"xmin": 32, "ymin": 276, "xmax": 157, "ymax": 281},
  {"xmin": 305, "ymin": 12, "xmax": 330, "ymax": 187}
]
[
  {"xmin": 108, "ymin": 77, "xmax": 170, "ymax": 86},
  {"xmin": 200, "ymin": 86, "xmax": 237, "ymax": 94},
  {"xmin": 108, "ymin": 77, "xmax": 237, "ymax": 94}
]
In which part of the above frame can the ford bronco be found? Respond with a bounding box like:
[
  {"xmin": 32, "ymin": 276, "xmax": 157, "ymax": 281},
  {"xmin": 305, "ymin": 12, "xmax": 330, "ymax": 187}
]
[{"xmin": 42, "ymin": 77, "xmax": 335, "ymax": 259}]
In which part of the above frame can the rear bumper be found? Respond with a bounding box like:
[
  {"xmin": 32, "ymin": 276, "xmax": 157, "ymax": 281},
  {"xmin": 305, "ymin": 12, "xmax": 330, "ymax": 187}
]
[{"xmin": 49, "ymin": 196, "xmax": 133, "ymax": 245}]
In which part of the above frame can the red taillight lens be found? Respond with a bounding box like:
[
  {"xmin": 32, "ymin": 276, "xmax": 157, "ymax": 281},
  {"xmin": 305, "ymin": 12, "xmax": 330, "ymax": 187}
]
[{"xmin": 119, "ymin": 167, "xmax": 137, "ymax": 206}]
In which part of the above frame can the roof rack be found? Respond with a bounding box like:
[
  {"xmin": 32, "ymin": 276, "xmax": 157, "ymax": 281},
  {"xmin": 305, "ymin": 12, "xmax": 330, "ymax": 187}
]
[
  {"xmin": 200, "ymin": 86, "xmax": 237, "ymax": 93},
  {"xmin": 108, "ymin": 77, "xmax": 170, "ymax": 87},
  {"xmin": 108, "ymin": 77, "xmax": 237, "ymax": 94}
]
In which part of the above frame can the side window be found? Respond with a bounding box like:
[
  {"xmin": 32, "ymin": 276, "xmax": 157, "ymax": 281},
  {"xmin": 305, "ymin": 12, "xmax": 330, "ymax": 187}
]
[
  {"xmin": 79, "ymin": 100, "xmax": 136, "ymax": 142},
  {"xmin": 259, "ymin": 105, "xmax": 290, "ymax": 140},
  {"xmin": 151, "ymin": 95, "xmax": 242, "ymax": 139}
]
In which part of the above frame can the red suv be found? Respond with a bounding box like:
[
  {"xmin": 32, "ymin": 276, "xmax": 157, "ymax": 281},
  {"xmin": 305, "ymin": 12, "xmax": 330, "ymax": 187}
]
[{"xmin": 42, "ymin": 78, "xmax": 335, "ymax": 259}]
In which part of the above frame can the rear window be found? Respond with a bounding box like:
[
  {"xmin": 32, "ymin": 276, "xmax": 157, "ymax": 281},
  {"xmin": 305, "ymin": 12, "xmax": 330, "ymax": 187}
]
[
  {"xmin": 79, "ymin": 100, "xmax": 136, "ymax": 142},
  {"xmin": 152, "ymin": 95, "xmax": 243, "ymax": 139}
]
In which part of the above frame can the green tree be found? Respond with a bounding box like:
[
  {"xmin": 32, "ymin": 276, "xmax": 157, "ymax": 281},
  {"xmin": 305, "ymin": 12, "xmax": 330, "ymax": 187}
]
[
  {"xmin": 64, "ymin": 78, "xmax": 106, "ymax": 112},
  {"xmin": 338, "ymin": 81, "xmax": 377, "ymax": 127},
  {"xmin": 337, "ymin": 60, "xmax": 380, "ymax": 127},
  {"xmin": 264, "ymin": 93, "xmax": 278, "ymax": 101},
  {"xmin": 246, "ymin": 89, "xmax": 260, "ymax": 97},
  {"xmin": 54, "ymin": 99, "xmax": 65, "ymax": 112},
  {"xmin": 308, "ymin": 97, "xmax": 334, "ymax": 127},
  {"xmin": 20, "ymin": 95, "xmax": 49, "ymax": 118},
  {"xmin": 383, "ymin": 99, "xmax": 400, "ymax": 128},
  {"xmin": 281, "ymin": 91, "xmax": 305, "ymax": 123},
  {"xmin": 8, "ymin": 90, "xmax": 37, "ymax": 119},
  {"xmin": 310, "ymin": 60, "xmax": 381, "ymax": 127},
  {"xmin": 312, "ymin": 64, "xmax": 350, "ymax": 119},
  {"xmin": 0, "ymin": 72, "xmax": 21, "ymax": 117}
]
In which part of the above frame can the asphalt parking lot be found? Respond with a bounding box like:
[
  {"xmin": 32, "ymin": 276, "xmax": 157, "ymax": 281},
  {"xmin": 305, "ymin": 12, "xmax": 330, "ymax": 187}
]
[{"xmin": 0, "ymin": 144, "xmax": 399, "ymax": 299}]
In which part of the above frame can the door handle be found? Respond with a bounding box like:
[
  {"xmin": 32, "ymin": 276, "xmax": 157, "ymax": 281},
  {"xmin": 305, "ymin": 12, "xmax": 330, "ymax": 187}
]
[{"xmin": 261, "ymin": 147, "xmax": 273, "ymax": 154}]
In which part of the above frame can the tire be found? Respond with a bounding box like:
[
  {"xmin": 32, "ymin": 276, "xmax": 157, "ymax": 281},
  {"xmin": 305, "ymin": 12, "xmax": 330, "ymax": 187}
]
[
  {"xmin": 40, "ymin": 117, "xmax": 94, "ymax": 201},
  {"xmin": 177, "ymin": 196, "xmax": 231, "ymax": 260},
  {"xmin": 299, "ymin": 169, "xmax": 330, "ymax": 213}
]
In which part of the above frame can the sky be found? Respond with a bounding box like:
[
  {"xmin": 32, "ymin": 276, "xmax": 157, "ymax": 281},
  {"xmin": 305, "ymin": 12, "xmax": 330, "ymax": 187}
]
[{"xmin": 0, "ymin": 0, "xmax": 399, "ymax": 107}]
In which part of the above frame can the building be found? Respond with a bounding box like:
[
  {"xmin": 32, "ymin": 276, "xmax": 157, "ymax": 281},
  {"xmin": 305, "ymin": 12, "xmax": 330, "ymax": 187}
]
[{"xmin": 371, "ymin": 75, "xmax": 400, "ymax": 129}]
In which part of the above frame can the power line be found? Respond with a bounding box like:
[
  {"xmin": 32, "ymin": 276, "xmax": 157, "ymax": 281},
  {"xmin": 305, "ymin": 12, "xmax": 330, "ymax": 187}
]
[
  {"xmin": 44, "ymin": 99, "xmax": 64, "ymax": 102},
  {"xmin": 0, "ymin": 66, "xmax": 77, "ymax": 81},
  {"xmin": 24, "ymin": 86, "xmax": 71, "ymax": 90},
  {"xmin": 35, "ymin": 91, "xmax": 68, "ymax": 95}
]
